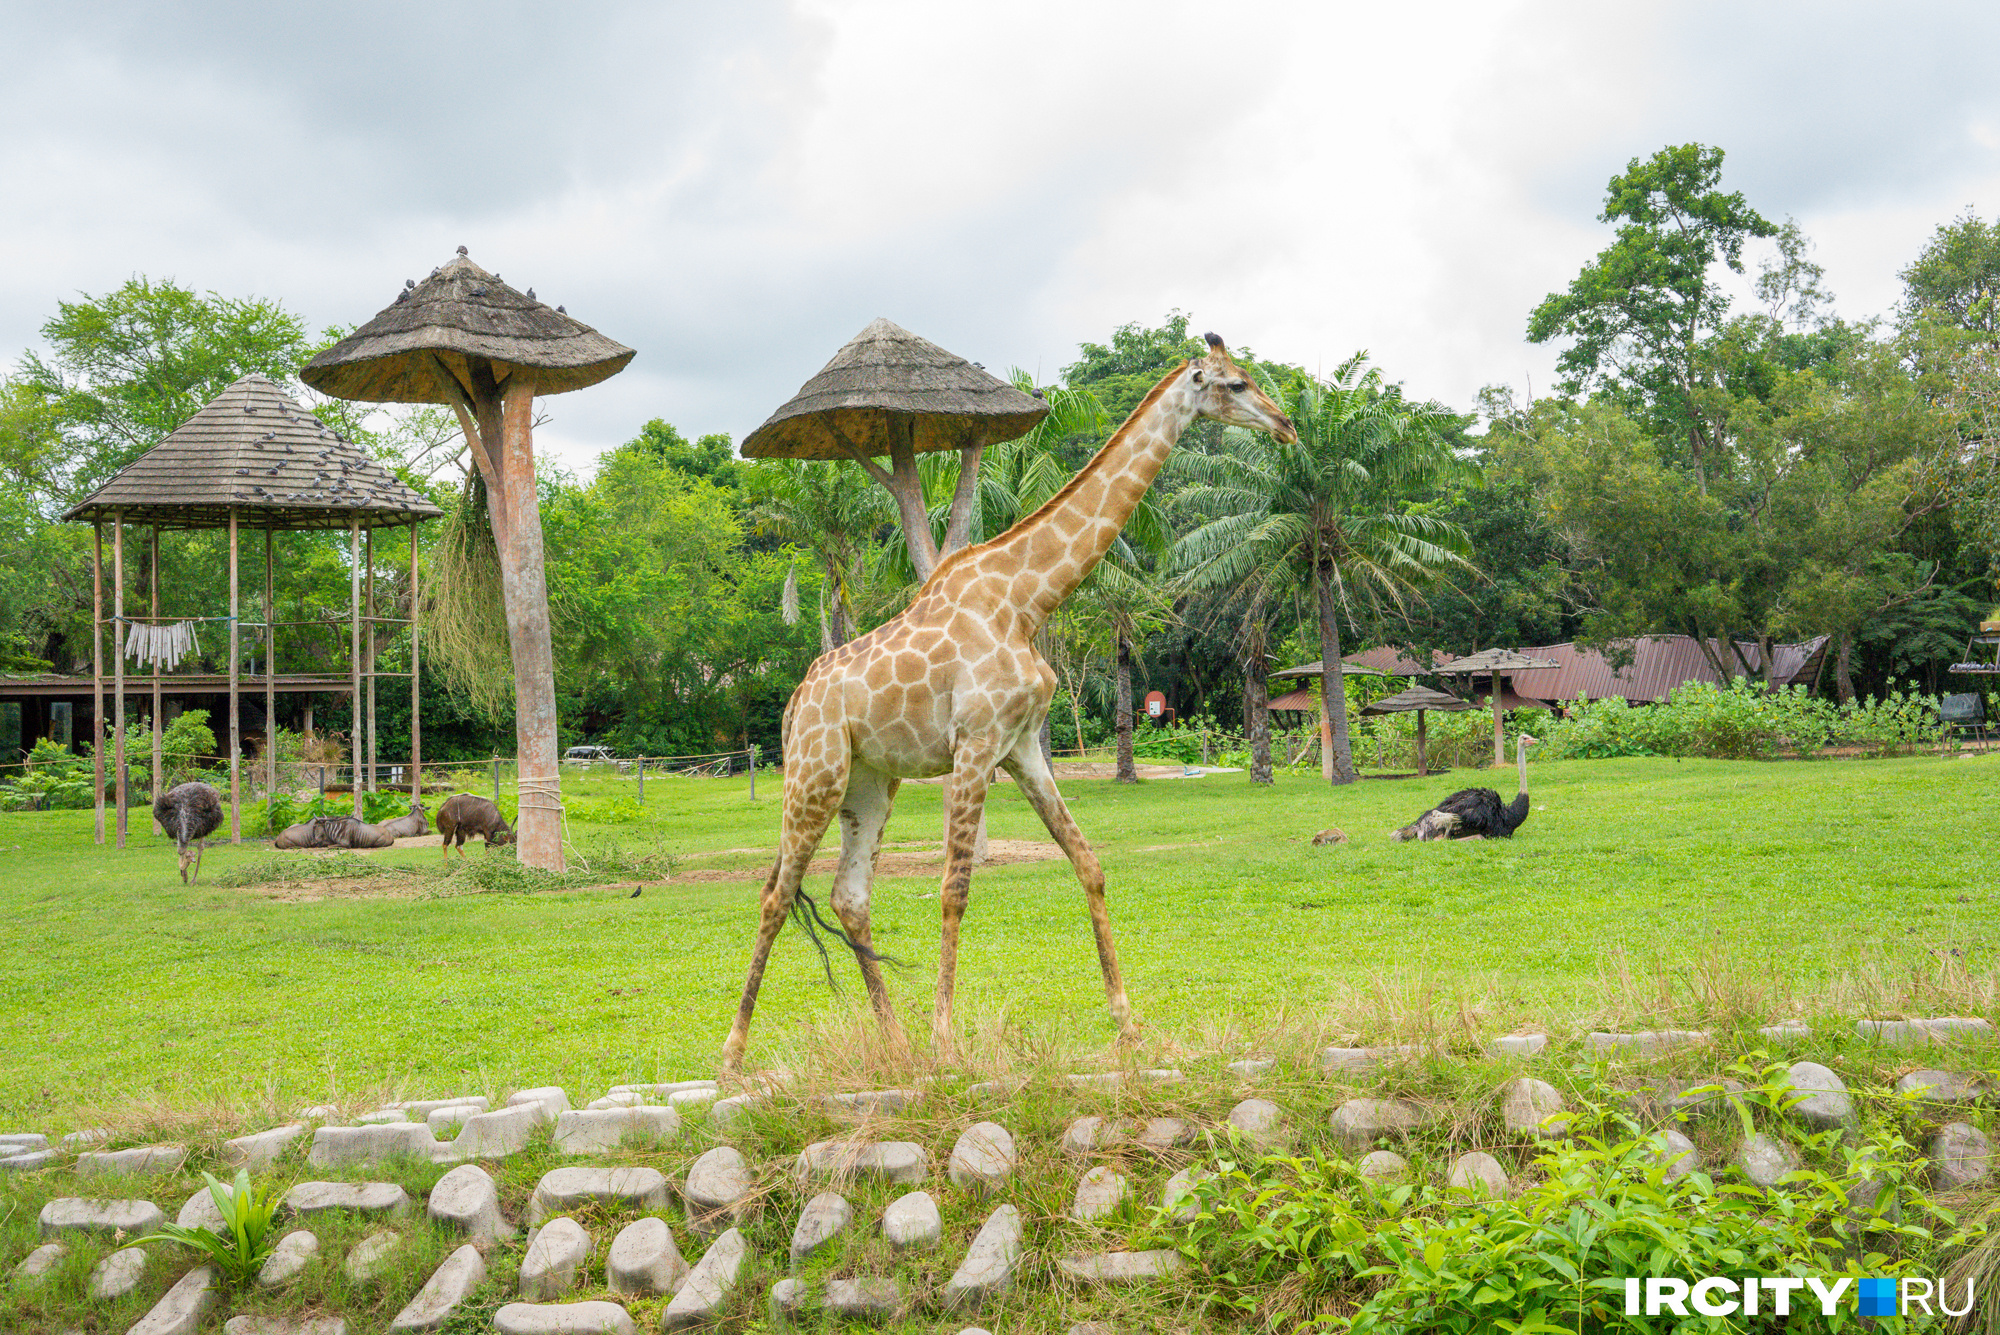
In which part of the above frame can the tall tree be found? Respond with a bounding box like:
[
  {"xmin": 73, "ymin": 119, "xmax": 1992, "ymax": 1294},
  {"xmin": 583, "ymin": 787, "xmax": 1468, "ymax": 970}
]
[
  {"xmin": 1899, "ymin": 210, "xmax": 2000, "ymax": 342},
  {"xmin": 1173, "ymin": 355, "xmax": 1471, "ymax": 784},
  {"xmin": 1527, "ymin": 143, "xmax": 1778, "ymax": 491},
  {"xmin": 743, "ymin": 456, "xmax": 892, "ymax": 648}
]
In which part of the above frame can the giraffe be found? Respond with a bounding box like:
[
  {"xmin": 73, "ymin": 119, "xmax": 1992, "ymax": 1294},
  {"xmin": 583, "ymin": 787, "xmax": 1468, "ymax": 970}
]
[{"xmin": 722, "ymin": 334, "xmax": 1297, "ymax": 1069}]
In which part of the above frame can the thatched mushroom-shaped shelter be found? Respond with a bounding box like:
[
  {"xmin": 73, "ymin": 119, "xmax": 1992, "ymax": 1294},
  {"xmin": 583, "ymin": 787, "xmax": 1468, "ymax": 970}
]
[
  {"xmin": 1433, "ymin": 648, "xmax": 1559, "ymax": 766},
  {"xmin": 63, "ymin": 373, "xmax": 442, "ymax": 846},
  {"xmin": 303, "ymin": 250, "xmax": 634, "ymax": 872},
  {"xmin": 742, "ymin": 318, "xmax": 1047, "ymax": 579},
  {"xmin": 1359, "ymin": 685, "xmax": 1472, "ymax": 778},
  {"xmin": 1269, "ymin": 658, "xmax": 1384, "ymax": 782}
]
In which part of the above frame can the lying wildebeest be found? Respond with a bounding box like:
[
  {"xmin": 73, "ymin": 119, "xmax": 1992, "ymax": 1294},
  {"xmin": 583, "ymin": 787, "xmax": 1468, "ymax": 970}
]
[
  {"xmin": 272, "ymin": 813, "xmax": 395, "ymax": 849},
  {"xmin": 437, "ymin": 793, "xmax": 513, "ymax": 863},
  {"xmin": 273, "ymin": 814, "xmax": 338, "ymax": 849},
  {"xmin": 376, "ymin": 800, "xmax": 429, "ymax": 841}
]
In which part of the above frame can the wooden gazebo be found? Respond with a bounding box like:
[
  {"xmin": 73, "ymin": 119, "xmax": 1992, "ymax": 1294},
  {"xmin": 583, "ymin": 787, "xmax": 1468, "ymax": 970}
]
[
  {"xmin": 1360, "ymin": 685, "xmax": 1472, "ymax": 777},
  {"xmin": 63, "ymin": 373, "xmax": 442, "ymax": 846}
]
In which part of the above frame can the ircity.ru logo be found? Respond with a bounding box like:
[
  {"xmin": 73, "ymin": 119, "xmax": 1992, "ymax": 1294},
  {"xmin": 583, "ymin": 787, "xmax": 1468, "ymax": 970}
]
[{"xmin": 1623, "ymin": 1275, "xmax": 1974, "ymax": 1318}]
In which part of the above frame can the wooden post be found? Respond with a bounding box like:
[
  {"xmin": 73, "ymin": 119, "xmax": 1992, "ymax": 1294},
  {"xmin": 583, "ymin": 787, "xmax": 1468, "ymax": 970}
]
[
  {"xmin": 497, "ymin": 375, "xmax": 563, "ymax": 871},
  {"xmin": 1318, "ymin": 706, "xmax": 1334, "ymax": 785},
  {"xmin": 749, "ymin": 744, "xmax": 757, "ymax": 800},
  {"xmin": 150, "ymin": 525, "xmax": 163, "ymax": 834},
  {"xmin": 636, "ymin": 757, "xmax": 644, "ymax": 803},
  {"xmin": 1492, "ymin": 670, "xmax": 1504, "ymax": 768},
  {"xmin": 229, "ymin": 507, "xmax": 241, "ymax": 842},
  {"xmin": 365, "ymin": 525, "xmax": 376, "ymax": 796},
  {"xmin": 349, "ymin": 514, "xmax": 362, "ymax": 818},
  {"xmin": 1416, "ymin": 709, "xmax": 1428, "ymax": 778},
  {"xmin": 92, "ymin": 520, "xmax": 104, "ymax": 845},
  {"xmin": 265, "ymin": 525, "xmax": 276, "ymax": 808},
  {"xmin": 113, "ymin": 512, "xmax": 126, "ymax": 848},
  {"xmin": 408, "ymin": 519, "xmax": 421, "ymax": 804}
]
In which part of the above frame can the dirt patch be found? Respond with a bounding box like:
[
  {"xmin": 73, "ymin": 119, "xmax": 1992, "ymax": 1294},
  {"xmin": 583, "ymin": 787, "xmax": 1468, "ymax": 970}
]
[
  {"xmin": 248, "ymin": 874, "xmax": 430, "ymax": 904},
  {"xmin": 670, "ymin": 838, "xmax": 1064, "ymax": 884}
]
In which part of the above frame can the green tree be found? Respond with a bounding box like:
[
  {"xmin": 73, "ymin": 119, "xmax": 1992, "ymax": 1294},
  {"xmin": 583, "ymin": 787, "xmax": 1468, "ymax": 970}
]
[
  {"xmin": 743, "ymin": 457, "xmax": 892, "ymax": 647},
  {"xmin": 1899, "ymin": 210, "xmax": 2000, "ymax": 341},
  {"xmin": 1527, "ymin": 143, "xmax": 1778, "ymax": 491},
  {"xmin": 1172, "ymin": 355, "xmax": 1472, "ymax": 784}
]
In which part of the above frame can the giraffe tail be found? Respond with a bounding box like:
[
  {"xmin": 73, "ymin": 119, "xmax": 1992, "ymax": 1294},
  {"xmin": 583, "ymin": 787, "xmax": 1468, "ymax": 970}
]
[{"xmin": 790, "ymin": 887, "xmax": 908, "ymax": 988}]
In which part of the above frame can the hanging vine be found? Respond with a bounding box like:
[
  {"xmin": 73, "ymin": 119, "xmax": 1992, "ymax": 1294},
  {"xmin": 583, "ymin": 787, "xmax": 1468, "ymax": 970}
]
[{"xmin": 421, "ymin": 469, "xmax": 513, "ymax": 718}]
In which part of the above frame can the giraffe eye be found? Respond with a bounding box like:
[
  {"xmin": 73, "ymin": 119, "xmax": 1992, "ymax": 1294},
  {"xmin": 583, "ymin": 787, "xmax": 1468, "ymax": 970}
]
[{"xmin": 1228, "ymin": 380, "xmax": 1248, "ymax": 392}]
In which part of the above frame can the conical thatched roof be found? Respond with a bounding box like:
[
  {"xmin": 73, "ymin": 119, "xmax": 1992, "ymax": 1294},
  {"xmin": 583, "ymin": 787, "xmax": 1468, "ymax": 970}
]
[
  {"xmin": 741, "ymin": 318, "xmax": 1048, "ymax": 460},
  {"xmin": 1360, "ymin": 685, "xmax": 1474, "ymax": 715},
  {"xmin": 63, "ymin": 375, "xmax": 443, "ymax": 530},
  {"xmin": 1269, "ymin": 658, "xmax": 1385, "ymax": 679},
  {"xmin": 302, "ymin": 252, "xmax": 634, "ymax": 404},
  {"xmin": 1435, "ymin": 647, "xmax": 1561, "ymax": 674}
]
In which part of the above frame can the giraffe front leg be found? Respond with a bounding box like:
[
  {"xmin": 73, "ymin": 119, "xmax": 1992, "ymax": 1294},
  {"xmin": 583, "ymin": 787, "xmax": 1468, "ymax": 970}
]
[
  {"xmin": 933, "ymin": 739, "xmax": 1000, "ymax": 1057},
  {"xmin": 1002, "ymin": 738, "xmax": 1137, "ymax": 1042}
]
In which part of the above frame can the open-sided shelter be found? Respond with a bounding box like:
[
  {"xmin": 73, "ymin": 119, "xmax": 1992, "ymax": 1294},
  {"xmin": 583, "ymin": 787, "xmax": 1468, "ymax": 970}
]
[
  {"xmin": 1434, "ymin": 647, "xmax": 1560, "ymax": 766},
  {"xmin": 1359, "ymin": 684, "xmax": 1473, "ymax": 777},
  {"xmin": 63, "ymin": 373, "xmax": 442, "ymax": 847}
]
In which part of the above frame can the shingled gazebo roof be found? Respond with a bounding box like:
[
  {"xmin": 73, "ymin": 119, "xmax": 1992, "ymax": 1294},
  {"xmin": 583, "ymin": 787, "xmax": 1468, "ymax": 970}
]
[
  {"xmin": 63, "ymin": 374, "xmax": 443, "ymax": 530},
  {"xmin": 1435, "ymin": 648, "xmax": 1561, "ymax": 674},
  {"xmin": 741, "ymin": 318, "xmax": 1048, "ymax": 460},
  {"xmin": 301, "ymin": 252, "xmax": 634, "ymax": 404},
  {"xmin": 1361, "ymin": 685, "xmax": 1474, "ymax": 715}
]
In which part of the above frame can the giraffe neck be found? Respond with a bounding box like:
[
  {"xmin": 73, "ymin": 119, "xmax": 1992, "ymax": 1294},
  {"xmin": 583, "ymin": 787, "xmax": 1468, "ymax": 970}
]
[{"xmin": 983, "ymin": 364, "xmax": 1199, "ymax": 628}]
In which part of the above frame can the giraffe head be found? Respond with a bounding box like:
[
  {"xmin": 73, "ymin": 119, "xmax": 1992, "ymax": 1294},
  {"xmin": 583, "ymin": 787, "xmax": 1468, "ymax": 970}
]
[{"xmin": 1189, "ymin": 333, "xmax": 1297, "ymax": 442}]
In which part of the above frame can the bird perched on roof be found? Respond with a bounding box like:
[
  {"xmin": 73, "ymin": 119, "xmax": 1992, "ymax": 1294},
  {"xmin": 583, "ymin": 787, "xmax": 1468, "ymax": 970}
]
[
  {"xmin": 405, "ymin": 278, "xmax": 415, "ymax": 289},
  {"xmin": 456, "ymin": 245, "xmax": 468, "ymax": 256},
  {"xmin": 557, "ymin": 305, "xmax": 566, "ymax": 313},
  {"xmin": 526, "ymin": 288, "xmax": 535, "ymax": 300}
]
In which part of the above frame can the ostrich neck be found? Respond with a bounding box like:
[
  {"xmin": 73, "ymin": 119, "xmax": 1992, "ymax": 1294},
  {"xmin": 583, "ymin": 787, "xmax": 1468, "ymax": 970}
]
[{"xmin": 1517, "ymin": 741, "xmax": 1528, "ymax": 794}]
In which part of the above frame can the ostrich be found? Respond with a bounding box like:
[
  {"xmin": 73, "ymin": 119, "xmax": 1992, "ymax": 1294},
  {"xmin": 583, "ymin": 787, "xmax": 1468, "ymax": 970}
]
[
  {"xmin": 153, "ymin": 781, "xmax": 224, "ymax": 883},
  {"xmin": 1392, "ymin": 734, "xmax": 1538, "ymax": 842}
]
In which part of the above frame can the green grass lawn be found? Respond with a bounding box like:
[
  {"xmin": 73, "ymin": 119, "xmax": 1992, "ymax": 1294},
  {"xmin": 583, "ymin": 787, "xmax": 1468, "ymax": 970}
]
[{"xmin": 0, "ymin": 753, "xmax": 1992, "ymax": 1123}]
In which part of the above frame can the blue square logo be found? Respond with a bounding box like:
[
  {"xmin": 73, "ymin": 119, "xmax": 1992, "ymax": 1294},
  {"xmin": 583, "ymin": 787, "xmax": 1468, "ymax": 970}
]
[{"xmin": 1858, "ymin": 1277, "xmax": 1897, "ymax": 1316}]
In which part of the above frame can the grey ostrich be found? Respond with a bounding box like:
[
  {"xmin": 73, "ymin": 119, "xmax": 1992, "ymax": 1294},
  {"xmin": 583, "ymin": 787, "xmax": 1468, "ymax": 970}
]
[
  {"xmin": 1392, "ymin": 734, "xmax": 1538, "ymax": 841},
  {"xmin": 153, "ymin": 781, "xmax": 224, "ymax": 883}
]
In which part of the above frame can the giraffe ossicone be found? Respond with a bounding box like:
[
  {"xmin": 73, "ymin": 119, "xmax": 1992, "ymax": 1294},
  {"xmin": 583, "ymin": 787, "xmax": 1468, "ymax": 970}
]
[{"xmin": 721, "ymin": 335, "xmax": 1297, "ymax": 1069}]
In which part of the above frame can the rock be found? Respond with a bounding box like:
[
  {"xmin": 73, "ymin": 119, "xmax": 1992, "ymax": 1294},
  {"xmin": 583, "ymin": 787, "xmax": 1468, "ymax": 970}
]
[
  {"xmin": 1897, "ymin": 1069, "xmax": 1987, "ymax": 1105},
  {"xmin": 1847, "ymin": 1172, "xmax": 1903, "ymax": 1225},
  {"xmin": 668, "ymin": 1088, "xmax": 718, "ymax": 1113},
  {"xmin": 1228, "ymin": 1057, "xmax": 1276, "ymax": 1078},
  {"xmin": 492, "ymin": 1302, "xmax": 637, "ymax": 1335},
  {"xmin": 257, "ymin": 1230, "xmax": 320, "ymax": 1286},
  {"xmin": 1489, "ymin": 1034, "xmax": 1548, "ymax": 1057},
  {"xmin": 174, "ymin": 1185, "xmax": 226, "ymax": 1234},
  {"xmin": 89, "ymin": 1245, "xmax": 148, "ymax": 1298},
  {"xmin": 358, "ymin": 1108, "xmax": 411, "ymax": 1124},
  {"xmin": 1135, "ymin": 1117, "xmax": 1194, "ymax": 1150},
  {"xmin": 521, "ymin": 1217, "xmax": 591, "ymax": 1299},
  {"xmin": 1162, "ymin": 1166, "xmax": 1208, "ymax": 1222},
  {"xmin": 1227, "ymin": 1098, "xmax": 1283, "ymax": 1148},
  {"xmin": 607, "ymin": 1217, "xmax": 688, "ymax": 1295},
  {"xmin": 1665, "ymin": 1078, "xmax": 1746, "ymax": 1118},
  {"xmin": 1056, "ymin": 1250, "xmax": 1186, "ymax": 1283},
  {"xmin": 39, "ymin": 1197, "xmax": 164, "ymax": 1238},
  {"xmin": 1070, "ymin": 1165, "xmax": 1129, "ymax": 1221},
  {"xmin": 966, "ymin": 1078, "xmax": 1028, "ymax": 1102},
  {"xmin": 1356, "ymin": 1150, "xmax": 1408, "ymax": 1182},
  {"xmin": 826, "ymin": 1277, "xmax": 900, "ymax": 1319},
  {"xmin": 552, "ymin": 1106, "xmax": 680, "ymax": 1154},
  {"xmin": 394, "ymin": 1096, "xmax": 490, "ymax": 1118},
  {"xmin": 442, "ymin": 1104, "xmax": 541, "ymax": 1160},
  {"xmin": 709, "ymin": 1094, "xmax": 763, "ymax": 1128},
  {"xmin": 528, "ymin": 1166, "xmax": 670, "ymax": 1225},
  {"xmin": 1068, "ymin": 1326, "xmax": 1117, "ymax": 1335},
  {"xmin": 1736, "ymin": 1133, "xmax": 1802, "ymax": 1188},
  {"xmin": 1858, "ymin": 1016, "xmax": 1994, "ymax": 1046},
  {"xmin": 587, "ymin": 1092, "xmax": 644, "ymax": 1110},
  {"xmin": 344, "ymin": 1229, "xmax": 400, "ymax": 1282},
  {"xmin": 882, "ymin": 1189, "xmax": 941, "ymax": 1250},
  {"xmin": 949, "ymin": 1122, "xmax": 1017, "ymax": 1192},
  {"xmin": 1585, "ymin": 1030, "xmax": 1706, "ymax": 1056},
  {"xmin": 0, "ymin": 1131, "xmax": 47, "ymax": 1150},
  {"xmin": 608, "ymin": 1080, "xmax": 716, "ymax": 1098},
  {"xmin": 1139, "ymin": 1067, "xmax": 1184, "ymax": 1084},
  {"xmin": 0, "ymin": 1149, "xmax": 56, "ymax": 1171},
  {"xmin": 685, "ymin": 1146, "xmax": 753, "ymax": 1233},
  {"xmin": 76, "ymin": 1145, "xmax": 186, "ymax": 1176},
  {"xmin": 1758, "ymin": 1021, "xmax": 1810, "ymax": 1041},
  {"xmin": 1065, "ymin": 1072, "xmax": 1122, "ymax": 1090},
  {"xmin": 794, "ymin": 1139, "xmax": 930, "ymax": 1188},
  {"xmin": 1780, "ymin": 1062, "xmax": 1855, "ymax": 1130},
  {"xmin": 1653, "ymin": 1129, "xmax": 1699, "ymax": 1181},
  {"xmin": 1501, "ymin": 1078, "xmax": 1571, "ymax": 1140},
  {"xmin": 284, "ymin": 1181, "xmax": 414, "ymax": 1219},
  {"xmin": 128, "ymin": 1265, "xmax": 217, "ymax": 1335},
  {"xmin": 428, "ymin": 1106, "xmax": 477, "ymax": 1136},
  {"xmin": 1061, "ymin": 1116, "xmax": 1136, "ymax": 1155},
  {"xmin": 1447, "ymin": 1151, "xmax": 1509, "ymax": 1196},
  {"xmin": 309, "ymin": 1122, "xmax": 436, "ymax": 1167},
  {"xmin": 13, "ymin": 1240, "xmax": 65, "ymax": 1283},
  {"xmin": 65, "ymin": 1127, "xmax": 109, "ymax": 1145},
  {"xmin": 789, "ymin": 1191, "xmax": 852, "ymax": 1265},
  {"xmin": 225, "ymin": 1319, "xmax": 348, "ymax": 1335},
  {"xmin": 1328, "ymin": 1098, "xmax": 1425, "ymax": 1149},
  {"xmin": 389, "ymin": 1244, "xmax": 487, "ymax": 1331},
  {"xmin": 944, "ymin": 1204, "xmax": 1022, "ymax": 1309},
  {"xmin": 661, "ymin": 1227, "xmax": 750, "ymax": 1330},
  {"xmin": 222, "ymin": 1124, "xmax": 308, "ymax": 1172},
  {"xmin": 823, "ymin": 1088, "xmax": 923, "ymax": 1117},
  {"xmin": 428, "ymin": 1163, "xmax": 513, "ymax": 1244},
  {"xmin": 506, "ymin": 1086, "xmax": 572, "ymax": 1121},
  {"xmin": 1318, "ymin": 1044, "xmax": 1420, "ymax": 1074},
  {"xmin": 1931, "ymin": 1122, "xmax": 1992, "ymax": 1190},
  {"xmin": 769, "ymin": 1276, "xmax": 807, "ymax": 1324},
  {"xmin": 296, "ymin": 1106, "xmax": 340, "ymax": 1121}
]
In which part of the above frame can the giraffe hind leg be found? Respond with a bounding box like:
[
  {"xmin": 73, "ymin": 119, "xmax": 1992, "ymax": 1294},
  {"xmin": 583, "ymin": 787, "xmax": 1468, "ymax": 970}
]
[
  {"xmin": 828, "ymin": 766, "xmax": 908, "ymax": 1049},
  {"xmin": 933, "ymin": 737, "xmax": 1004, "ymax": 1055}
]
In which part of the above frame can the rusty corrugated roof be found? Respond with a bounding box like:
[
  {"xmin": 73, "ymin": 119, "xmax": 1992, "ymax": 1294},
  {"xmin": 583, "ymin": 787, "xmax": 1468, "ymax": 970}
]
[{"xmin": 1509, "ymin": 636, "xmax": 1829, "ymax": 704}]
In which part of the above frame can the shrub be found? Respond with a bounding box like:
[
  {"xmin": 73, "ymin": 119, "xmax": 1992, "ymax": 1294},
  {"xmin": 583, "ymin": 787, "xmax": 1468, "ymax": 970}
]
[
  {"xmin": 1533, "ymin": 679, "xmax": 1950, "ymax": 762},
  {"xmin": 132, "ymin": 1168, "xmax": 283, "ymax": 1286}
]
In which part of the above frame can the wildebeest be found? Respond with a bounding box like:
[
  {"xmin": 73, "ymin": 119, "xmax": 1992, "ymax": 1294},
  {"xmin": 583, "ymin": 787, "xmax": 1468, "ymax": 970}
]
[
  {"xmin": 154, "ymin": 781, "xmax": 223, "ymax": 883},
  {"xmin": 376, "ymin": 800, "xmax": 429, "ymax": 841},
  {"xmin": 436, "ymin": 794, "xmax": 513, "ymax": 863},
  {"xmin": 272, "ymin": 814, "xmax": 395, "ymax": 850}
]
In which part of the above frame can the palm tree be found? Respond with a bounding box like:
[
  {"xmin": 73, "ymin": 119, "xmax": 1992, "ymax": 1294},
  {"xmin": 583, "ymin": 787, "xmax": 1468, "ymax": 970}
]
[
  {"xmin": 743, "ymin": 458, "xmax": 892, "ymax": 648},
  {"xmin": 1173, "ymin": 354, "xmax": 1472, "ymax": 785}
]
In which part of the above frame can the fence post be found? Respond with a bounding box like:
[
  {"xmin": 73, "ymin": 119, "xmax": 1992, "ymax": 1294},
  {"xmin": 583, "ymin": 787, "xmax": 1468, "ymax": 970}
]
[
  {"xmin": 318, "ymin": 766, "xmax": 326, "ymax": 800},
  {"xmin": 637, "ymin": 756, "xmax": 645, "ymax": 803},
  {"xmin": 749, "ymin": 745, "xmax": 757, "ymax": 800},
  {"xmin": 491, "ymin": 756, "xmax": 500, "ymax": 801},
  {"xmin": 1201, "ymin": 731, "xmax": 1210, "ymax": 766}
]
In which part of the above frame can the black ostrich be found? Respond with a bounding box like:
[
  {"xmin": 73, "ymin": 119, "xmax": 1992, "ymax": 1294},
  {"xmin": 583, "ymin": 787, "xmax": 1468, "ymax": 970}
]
[
  {"xmin": 153, "ymin": 781, "xmax": 224, "ymax": 883},
  {"xmin": 1391, "ymin": 734, "xmax": 1538, "ymax": 842}
]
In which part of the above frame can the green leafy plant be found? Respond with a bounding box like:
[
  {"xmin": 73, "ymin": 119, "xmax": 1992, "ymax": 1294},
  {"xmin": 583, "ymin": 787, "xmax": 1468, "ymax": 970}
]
[{"xmin": 131, "ymin": 1168, "xmax": 282, "ymax": 1285}]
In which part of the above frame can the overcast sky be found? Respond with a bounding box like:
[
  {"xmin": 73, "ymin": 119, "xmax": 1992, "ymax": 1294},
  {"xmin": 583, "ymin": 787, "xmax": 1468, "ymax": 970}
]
[{"xmin": 6, "ymin": 0, "xmax": 2000, "ymax": 474}]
